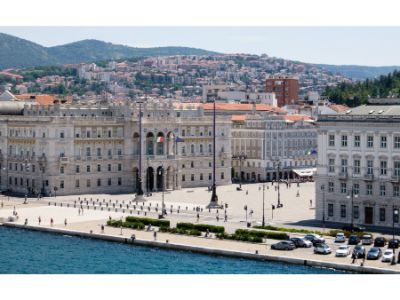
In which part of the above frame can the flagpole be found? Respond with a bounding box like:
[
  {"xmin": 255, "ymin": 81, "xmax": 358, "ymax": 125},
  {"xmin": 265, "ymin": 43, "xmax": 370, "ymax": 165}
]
[{"xmin": 135, "ymin": 101, "xmax": 144, "ymax": 201}]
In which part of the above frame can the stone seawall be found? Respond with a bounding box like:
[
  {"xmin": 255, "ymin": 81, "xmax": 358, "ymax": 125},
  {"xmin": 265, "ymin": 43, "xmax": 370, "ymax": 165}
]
[{"xmin": 3, "ymin": 222, "xmax": 399, "ymax": 274}]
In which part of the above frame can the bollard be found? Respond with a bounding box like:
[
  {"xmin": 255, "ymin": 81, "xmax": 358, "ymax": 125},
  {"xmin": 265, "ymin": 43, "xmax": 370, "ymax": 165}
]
[
  {"xmin": 101, "ymin": 207, "xmax": 103, "ymax": 211},
  {"xmin": 48, "ymin": 202, "xmax": 50, "ymax": 206},
  {"xmin": 130, "ymin": 210, "xmax": 133, "ymax": 214},
  {"xmin": 94, "ymin": 206, "xmax": 96, "ymax": 210},
  {"xmin": 166, "ymin": 239, "xmax": 169, "ymax": 243},
  {"xmin": 54, "ymin": 203, "xmax": 56, "ymax": 206},
  {"xmin": 61, "ymin": 203, "xmax": 63, "ymax": 207},
  {"xmin": 67, "ymin": 204, "xmax": 69, "ymax": 208},
  {"xmin": 255, "ymin": 250, "xmax": 259, "ymax": 254},
  {"xmin": 115, "ymin": 209, "xmax": 118, "ymax": 212},
  {"xmin": 144, "ymin": 212, "xmax": 147, "ymax": 216}
]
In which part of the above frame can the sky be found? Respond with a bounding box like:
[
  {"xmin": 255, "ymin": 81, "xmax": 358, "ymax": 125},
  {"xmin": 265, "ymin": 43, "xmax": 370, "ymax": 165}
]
[{"xmin": 1, "ymin": 27, "xmax": 400, "ymax": 66}]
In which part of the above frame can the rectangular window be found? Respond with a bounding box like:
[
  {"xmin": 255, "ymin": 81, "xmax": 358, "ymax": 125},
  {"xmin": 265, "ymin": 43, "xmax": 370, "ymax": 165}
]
[
  {"xmin": 328, "ymin": 203, "xmax": 334, "ymax": 217},
  {"xmin": 340, "ymin": 205, "xmax": 346, "ymax": 218},
  {"xmin": 97, "ymin": 164, "xmax": 101, "ymax": 172},
  {"xmin": 118, "ymin": 164, "xmax": 122, "ymax": 171},
  {"xmin": 353, "ymin": 183, "xmax": 359, "ymax": 195},
  {"xmin": 60, "ymin": 132, "xmax": 64, "ymax": 139},
  {"xmin": 209, "ymin": 173, "xmax": 212, "ymax": 180},
  {"xmin": 394, "ymin": 185, "xmax": 400, "ymax": 197},
  {"xmin": 354, "ymin": 206, "xmax": 359, "ymax": 219},
  {"xmin": 380, "ymin": 208, "xmax": 386, "ymax": 222},
  {"xmin": 97, "ymin": 148, "xmax": 101, "ymax": 157},
  {"xmin": 380, "ymin": 184, "xmax": 386, "ymax": 196},
  {"xmin": 367, "ymin": 135, "xmax": 374, "ymax": 148},
  {"xmin": 341, "ymin": 182, "xmax": 347, "ymax": 194},
  {"xmin": 200, "ymin": 173, "xmax": 203, "ymax": 180},
  {"xmin": 328, "ymin": 158, "xmax": 335, "ymax": 173},
  {"xmin": 328, "ymin": 135, "xmax": 335, "ymax": 146},
  {"xmin": 118, "ymin": 178, "xmax": 122, "ymax": 186},
  {"xmin": 182, "ymin": 174, "xmax": 185, "ymax": 182},
  {"xmin": 86, "ymin": 147, "xmax": 91, "ymax": 157},
  {"xmin": 353, "ymin": 159, "xmax": 360, "ymax": 174},
  {"xmin": 394, "ymin": 136, "xmax": 400, "ymax": 149},
  {"xmin": 328, "ymin": 182, "xmax": 334, "ymax": 193},
  {"xmin": 108, "ymin": 164, "xmax": 111, "ymax": 172},
  {"xmin": 394, "ymin": 161, "xmax": 400, "ymax": 176},
  {"xmin": 108, "ymin": 178, "xmax": 112, "ymax": 186},
  {"xmin": 380, "ymin": 136, "xmax": 387, "ymax": 148},
  {"xmin": 60, "ymin": 166, "xmax": 64, "ymax": 174},
  {"xmin": 354, "ymin": 135, "xmax": 360, "ymax": 147},
  {"xmin": 341, "ymin": 158, "xmax": 348, "ymax": 173},
  {"xmin": 75, "ymin": 179, "xmax": 80, "ymax": 188},
  {"xmin": 86, "ymin": 179, "xmax": 91, "ymax": 187},
  {"xmin": 221, "ymin": 172, "xmax": 224, "ymax": 179},
  {"xmin": 117, "ymin": 149, "xmax": 122, "ymax": 156},
  {"xmin": 60, "ymin": 180, "xmax": 64, "ymax": 189},
  {"xmin": 366, "ymin": 184, "xmax": 373, "ymax": 195},
  {"xmin": 76, "ymin": 165, "xmax": 80, "ymax": 173},
  {"xmin": 367, "ymin": 160, "xmax": 374, "ymax": 175},
  {"xmin": 341, "ymin": 135, "xmax": 347, "ymax": 147},
  {"xmin": 191, "ymin": 174, "xmax": 194, "ymax": 181},
  {"xmin": 380, "ymin": 161, "xmax": 387, "ymax": 175},
  {"xmin": 97, "ymin": 179, "xmax": 101, "ymax": 186},
  {"xmin": 87, "ymin": 165, "xmax": 91, "ymax": 173}
]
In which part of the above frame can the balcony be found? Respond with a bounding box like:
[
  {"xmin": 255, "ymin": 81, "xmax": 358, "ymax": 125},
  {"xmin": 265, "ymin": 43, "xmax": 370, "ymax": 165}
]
[
  {"xmin": 338, "ymin": 172, "xmax": 348, "ymax": 180},
  {"xmin": 391, "ymin": 175, "xmax": 400, "ymax": 183},
  {"xmin": 364, "ymin": 174, "xmax": 374, "ymax": 181},
  {"xmin": 59, "ymin": 156, "xmax": 69, "ymax": 164}
]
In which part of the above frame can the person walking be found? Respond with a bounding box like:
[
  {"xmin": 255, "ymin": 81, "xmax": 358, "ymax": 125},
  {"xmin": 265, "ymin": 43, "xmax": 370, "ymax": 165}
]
[
  {"xmin": 196, "ymin": 213, "xmax": 200, "ymax": 222},
  {"xmin": 310, "ymin": 199, "xmax": 312, "ymax": 207},
  {"xmin": 50, "ymin": 218, "xmax": 54, "ymax": 227},
  {"xmin": 78, "ymin": 208, "xmax": 81, "ymax": 216},
  {"xmin": 101, "ymin": 224, "xmax": 105, "ymax": 233},
  {"xmin": 64, "ymin": 218, "xmax": 67, "ymax": 227},
  {"xmin": 216, "ymin": 215, "xmax": 219, "ymax": 222},
  {"xmin": 38, "ymin": 216, "xmax": 41, "ymax": 225},
  {"xmin": 153, "ymin": 231, "xmax": 157, "ymax": 241}
]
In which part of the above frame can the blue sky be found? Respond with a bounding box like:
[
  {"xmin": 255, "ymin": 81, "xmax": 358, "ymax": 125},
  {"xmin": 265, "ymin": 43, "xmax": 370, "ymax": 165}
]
[{"xmin": 1, "ymin": 27, "xmax": 400, "ymax": 66}]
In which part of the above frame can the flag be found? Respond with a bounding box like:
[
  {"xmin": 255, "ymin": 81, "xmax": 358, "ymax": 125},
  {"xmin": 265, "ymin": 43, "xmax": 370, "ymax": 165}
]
[
  {"xmin": 311, "ymin": 149, "xmax": 317, "ymax": 155},
  {"xmin": 175, "ymin": 136, "xmax": 185, "ymax": 143},
  {"xmin": 156, "ymin": 136, "xmax": 164, "ymax": 143}
]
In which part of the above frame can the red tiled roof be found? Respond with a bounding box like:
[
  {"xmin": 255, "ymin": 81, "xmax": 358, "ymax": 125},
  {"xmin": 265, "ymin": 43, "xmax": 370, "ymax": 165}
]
[
  {"xmin": 231, "ymin": 115, "xmax": 246, "ymax": 122},
  {"xmin": 329, "ymin": 104, "xmax": 349, "ymax": 113},
  {"xmin": 284, "ymin": 114, "xmax": 314, "ymax": 122}
]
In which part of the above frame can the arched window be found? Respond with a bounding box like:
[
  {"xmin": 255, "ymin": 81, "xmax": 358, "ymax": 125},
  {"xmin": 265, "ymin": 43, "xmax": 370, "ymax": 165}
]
[{"xmin": 191, "ymin": 144, "xmax": 195, "ymax": 154}]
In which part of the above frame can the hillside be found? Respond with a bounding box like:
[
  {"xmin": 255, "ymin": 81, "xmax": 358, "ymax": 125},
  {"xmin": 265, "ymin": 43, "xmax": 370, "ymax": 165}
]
[
  {"xmin": 316, "ymin": 64, "xmax": 400, "ymax": 80},
  {"xmin": 323, "ymin": 69, "xmax": 400, "ymax": 107},
  {"xmin": 0, "ymin": 33, "xmax": 219, "ymax": 69}
]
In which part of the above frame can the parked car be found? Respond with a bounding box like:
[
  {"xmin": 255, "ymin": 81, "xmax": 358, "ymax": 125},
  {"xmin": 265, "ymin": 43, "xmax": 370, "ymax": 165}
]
[
  {"xmin": 388, "ymin": 239, "xmax": 400, "ymax": 249},
  {"xmin": 314, "ymin": 243, "xmax": 332, "ymax": 255},
  {"xmin": 335, "ymin": 245, "xmax": 351, "ymax": 257},
  {"xmin": 342, "ymin": 224, "xmax": 366, "ymax": 232},
  {"xmin": 352, "ymin": 245, "xmax": 366, "ymax": 259},
  {"xmin": 304, "ymin": 234, "xmax": 325, "ymax": 245},
  {"xmin": 290, "ymin": 237, "xmax": 312, "ymax": 248},
  {"xmin": 367, "ymin": 247, "xmax": 382, "ymax": 260},
  {"xmin": 335, "ymin": 232, "xmax": 346, "ymax": 243},
  {"xmin": 374, "ymin": 237, "xmax": 387, "ymax": 247},
  {"xmin": 382, "ymin": 249, "xmax": 395, "ymax": 262},
  {"xmin": 271, "ymin": 240, "xmax": 296, "ymax": 250},
  {"xmin": 361, "ymin": 234, "xmax": 373, "ymax": 245},
  {"xmin": 348, "ymin": 235, "xmax": 360, "ymax": 245}
]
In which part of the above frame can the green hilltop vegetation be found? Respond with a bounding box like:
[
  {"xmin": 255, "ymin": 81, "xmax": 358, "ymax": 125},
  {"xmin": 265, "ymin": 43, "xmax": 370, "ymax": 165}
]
[
  {"xmin": 0, "ymin": 32, "xmax": 219, "ymax": 69},
  {"xmin": 324, "ymin": 70, "xmax": 400, "ymax": 107}
]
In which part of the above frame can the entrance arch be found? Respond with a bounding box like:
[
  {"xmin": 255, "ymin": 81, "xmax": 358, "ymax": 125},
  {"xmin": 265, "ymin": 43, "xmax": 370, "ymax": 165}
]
[
  {"xmin": 146, "ymin": 167, "xmax": 154, "ymax": 192},
  {"xmin": 146, "ymin": 132, "xmax": 154, "ymax": 155},
  {"xmin": 156, "ymin": 166, "xmax": 164, "ymax": 191},
  {"xmin": 156, "ymin": 132, "xmax": 165, "ymax": 155}
]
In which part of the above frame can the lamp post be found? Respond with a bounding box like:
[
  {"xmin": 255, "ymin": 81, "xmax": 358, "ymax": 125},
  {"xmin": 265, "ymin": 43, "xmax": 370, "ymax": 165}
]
[
  {"xmin": 262, "ymin": 184, "xmax": 266, "ymax": 227},
  {"xmin": 321, "ymin": 184, "xmax": 325, "ymax": 232},
  {"xmin": 392, "ymin": 207, "xmax": 399, "ymax": 265},
  {"xmin": 346, "ymin": 188, "xmax": 358, "ymax": 232},
  {"xmin": 244, "ymin": 205, "xmax": 248, "ymax": 225},
  {"xmin": 273, "ymin": 159, "xmax": 281, "ymax": 207},
  {"xmin": 135, "ymin": 101, "xmax": 144, "ymax": 201},
  {"xmin": 159, "ymin": 164, "xmax": 166, "ymax": 218},
  {"xmin": 207, "ymin": 99, "xmax": 221, "ymax": 209}
]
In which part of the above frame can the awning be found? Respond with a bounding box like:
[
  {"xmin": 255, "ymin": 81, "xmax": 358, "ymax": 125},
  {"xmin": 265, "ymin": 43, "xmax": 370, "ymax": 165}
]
[{"xmin": 292, "ymin": 168, "xmax": 316, "ymax": 177}]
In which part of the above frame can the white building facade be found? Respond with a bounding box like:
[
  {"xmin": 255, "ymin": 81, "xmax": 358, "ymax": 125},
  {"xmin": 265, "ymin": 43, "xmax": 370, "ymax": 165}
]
[
  {"xmin": 316, "ymin": 105, "xmax": 400, "ymax": 228},
  {"xmin": 0, "ymin": 100, "xmax": 231, "ymax": 196}
]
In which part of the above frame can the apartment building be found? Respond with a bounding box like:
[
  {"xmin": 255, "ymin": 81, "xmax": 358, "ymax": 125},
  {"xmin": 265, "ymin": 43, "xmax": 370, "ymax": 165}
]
[{"xmin": 266, "ymin": 76, "xmax": 299, "ymax": 107}]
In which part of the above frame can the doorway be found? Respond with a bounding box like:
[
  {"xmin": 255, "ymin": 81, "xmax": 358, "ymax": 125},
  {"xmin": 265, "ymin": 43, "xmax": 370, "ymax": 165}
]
[{"xmin": 365, "ymin": 207, "xmax": 374, "ymax": 224}]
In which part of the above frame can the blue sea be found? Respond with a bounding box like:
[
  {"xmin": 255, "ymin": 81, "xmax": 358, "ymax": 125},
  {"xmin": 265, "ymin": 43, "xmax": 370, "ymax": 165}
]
[{"xmin": 0, "ymin": 226, "xmax": 343, "ymax": 274}]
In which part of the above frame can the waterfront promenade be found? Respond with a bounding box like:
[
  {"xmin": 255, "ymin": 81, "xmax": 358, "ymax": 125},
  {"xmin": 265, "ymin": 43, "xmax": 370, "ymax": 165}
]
[{"xmin": 1, "ymin": 182, "xmax": 400, "ymax": 273}]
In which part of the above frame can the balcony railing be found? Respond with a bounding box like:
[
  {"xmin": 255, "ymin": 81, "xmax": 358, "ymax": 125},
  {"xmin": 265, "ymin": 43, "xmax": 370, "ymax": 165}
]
[
  {"xmin": 338, "ymin": 172, "xmax": 348, "ymax": 180},
  {"xmin": 364, "ymin": 174, "xmax": 374, "ymax": 181},
  {"xmin": 391, "ymin": 175, "xmax": 400, "ymax": 182}
]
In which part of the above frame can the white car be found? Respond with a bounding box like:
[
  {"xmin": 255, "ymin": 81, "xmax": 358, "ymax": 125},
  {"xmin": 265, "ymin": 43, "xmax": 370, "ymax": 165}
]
[
  {"xmin": 335, "ymin": 245, "xmax": 351, "ymax": 257},
  {"xmin": 335, "ymin": 232, "xmax": 346, "ymax": 243},
  {"xmin": 381, "ymin": 250, "xmax": 394, "ymax": 262}
]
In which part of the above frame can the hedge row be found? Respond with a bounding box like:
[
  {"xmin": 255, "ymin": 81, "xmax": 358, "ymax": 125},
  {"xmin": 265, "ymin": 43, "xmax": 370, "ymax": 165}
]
[
  {"xmin": 107, "ymin": 220, "xmax": 145, "ymax": 230},
  {"xmin": 159, "ymin": 227, "xmax": 202, "ymax": 236},
  {"xmin": 125, "ymin": 216, "xmax": 170, "ymax": 228},
  {"xmin": 176, "ymin": 222, "xmax": 225, "ymax": 233}
]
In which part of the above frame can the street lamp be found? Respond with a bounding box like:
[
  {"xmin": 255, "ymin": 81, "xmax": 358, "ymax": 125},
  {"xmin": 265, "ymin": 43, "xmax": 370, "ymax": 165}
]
[
  {"xmin": 158, "ymin": 165, "xmax": 166, "ymax": 218},
  {"xmin": 135, "ymin": 101, "xmax": 144, "ymax": 201},
  {"xmin": 262, "ymin": 184, "xmax": 266, "ymax": 227},
  {"xmin": 321, "ymin": 184, "xmax": 325, "ymax": 231},
  {"xmin": 273, "ymin": 159, "xmax": 281, "ymax": 207},
  {"xmin": 244, "ymin": 205, "xmax": 249, "ymax": 227},
  {"xmin": 346, "ymin": 188, "xmax": 358, "ymax": 232},
  {"xmin": 392, "ymin": 207, "xmax": 399, "ymax": 265}
]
